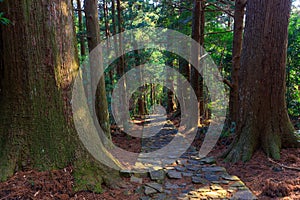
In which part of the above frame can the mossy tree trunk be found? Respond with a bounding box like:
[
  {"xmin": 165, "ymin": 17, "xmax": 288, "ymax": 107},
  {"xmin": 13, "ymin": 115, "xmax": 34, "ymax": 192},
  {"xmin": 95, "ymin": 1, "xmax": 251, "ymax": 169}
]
[
  {"xmin": 223, "ymin": 0, "xmax": 300, "ymax": 162},
  {"xmin": 0, "ymin": 0, "xmax": 121, "ymax": 191}
]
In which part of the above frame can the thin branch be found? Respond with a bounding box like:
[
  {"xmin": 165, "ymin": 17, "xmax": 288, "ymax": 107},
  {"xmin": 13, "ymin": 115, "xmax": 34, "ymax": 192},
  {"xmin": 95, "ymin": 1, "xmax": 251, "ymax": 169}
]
[
  {"xmin": 223, "ymin": 79, "xmax": 233, "ymax": 89},
  {"xmin": 268, "ymin": 158, "xmax": 300, "ymax": 171}
]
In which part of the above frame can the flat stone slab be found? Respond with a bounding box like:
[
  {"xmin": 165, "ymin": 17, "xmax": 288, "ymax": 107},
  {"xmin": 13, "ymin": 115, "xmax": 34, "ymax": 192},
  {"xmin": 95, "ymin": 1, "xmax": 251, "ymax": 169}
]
[
  {"xmin": 230, "ymin": 190, "xmax": 258, "ymax": 200},
  {"xmin": 201, "ymin": 166, "xmax": 227, "ymax": 172},
  {"xmin": 149, "ymin": 170, "xmax": 165, "ymax": 180},
  {"xmin": 165, "ymin": 182, "xmax": 180, "ymax": 189},
  {"xmin": 221, "ymin": 174, "xmax": 240, "ymax": 181},
  {"xmin": 167, "ymin": 170, "xmax": 182, "ymax": 179},
  {"xmin": 130, "ymin": 176, "xmax": 143, "ymax": 184},
  {"xmin": 192, "ymin": 176, "xmax": 209, "ymax": 184},
  {"xmin": 144, "ymin": 186, "xmax": 158, "ymax": 195},
  {"xmin": 145, "ymin": 182, "xmax": 164, "ymax": 193},
  {"xmin": 200, "ymin": 157, "xmax": 216, "ymax": 164},
  {"xmin": 205, "ymin": 174, "xmax": 220, "ymax": 181}
]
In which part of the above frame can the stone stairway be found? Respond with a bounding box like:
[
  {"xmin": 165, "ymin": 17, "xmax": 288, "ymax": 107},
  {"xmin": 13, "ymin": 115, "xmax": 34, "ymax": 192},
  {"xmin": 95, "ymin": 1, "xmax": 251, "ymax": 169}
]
[{"xmin": 120, "ymin": 117, "xmax": 257, "ymax": 200}]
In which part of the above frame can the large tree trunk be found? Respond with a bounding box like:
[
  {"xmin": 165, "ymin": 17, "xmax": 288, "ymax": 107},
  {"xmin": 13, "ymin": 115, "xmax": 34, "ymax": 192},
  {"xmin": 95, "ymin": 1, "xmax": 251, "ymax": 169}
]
[
  {"xmin": 224, "ymin": 0, "xmax": 300, "ymax": 162},
  {"xmin": 0, "ymin": 0, "xmax": 121, "ymax": 191}
]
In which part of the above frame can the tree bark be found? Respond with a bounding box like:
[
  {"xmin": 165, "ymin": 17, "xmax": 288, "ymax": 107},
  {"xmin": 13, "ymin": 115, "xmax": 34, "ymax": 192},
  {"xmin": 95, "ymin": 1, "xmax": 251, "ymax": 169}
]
[
  {"xmin": 191, "ymin": 0, "xmax": 205, "ymax": 126},
  {"xmin": 77, "ymin": 0, "xmax": 86, "ymax": 58},
  {"xmin": 223, "ymin": 0, "xmax": 300, "ymax": 162},
  {"xmin": 0, "ymin": 0, "xmax": 120, "ymax": 190},
  {"xmin": 84, "ymin": 0, "xmax": 111, "ymax": 140},
  {"xmin": 225, "ymin": 0, "xmax": 246, "ymax": 133}
]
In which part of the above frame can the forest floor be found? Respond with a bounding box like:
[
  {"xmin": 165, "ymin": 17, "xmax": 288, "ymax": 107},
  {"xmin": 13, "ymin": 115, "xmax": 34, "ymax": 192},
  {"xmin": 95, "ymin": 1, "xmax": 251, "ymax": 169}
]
[{"xmin": 0, "ymin": 117, "xmax": 299, "ymax": 199}]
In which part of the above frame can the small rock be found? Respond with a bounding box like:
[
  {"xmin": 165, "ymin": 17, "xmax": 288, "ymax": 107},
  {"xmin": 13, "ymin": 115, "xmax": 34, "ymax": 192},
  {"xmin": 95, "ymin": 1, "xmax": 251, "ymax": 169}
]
[
  {"xmin": 167, "ymin": 170, "xmax": 182, "ymax": 179},
  {"xmin": 231, "ymin": 181, "xmax": 245, "ymax": 187},
  {"xmin": 210, "ymin": 184, "xmax": 223, "ymax": 190},
  {"xmin": 221, "ymin": 174, "xmax": 240, "ymax": 181},
  {"xmin": 201, "ymin": 166, "xmax": 226, "ymax": 172},
  {"xmin": 192, "ymin": 176, "xmax": 209, "ymax": 184},
  {"xmin": 130, "ymin": 176, "xmax": 143, "ymax": 184},
  {"xmin": 212, "ymin": 180, "xmax": 230, "ymax": 184},
  {"xmin": 230, "ymin": 190, "xmax": 257, "ymax": 200},
  {"xmin": 186, "ymin": 165, "xmax": 201, "ymax": 171},
  {"xmin": 205, "ymin": 191, "xmax": 222, "ymax": 199},
  {"xmin": 200, "ymin": 157, "xmax": 216, "ymax": 164},
  {"xmin": 140, "ymin": 196, "xmax": 151, "ymax": 200},
  {"xmin": 175, "ymin": 166, "xmax": 186, "ymax": 172},
  {"xmin": 165, "ymin": 182, "xmax": 180, "ymax": 189},
  {"xmin": 150, "ymin": 170, "xmax": 165, "ymax": 180},
  {"xmin": 145, "ymin": 182, "xmax": 164, "ymax": 193},
  {"xmin": 153, "ymin": 193, "xmax": 167, "ymax": 200},
  {"xmin": 204, "ymin": 174, "xmax": 219, "ymax": 181},
  {"xmin": 182, "ymin": 172, "xmax": 193, "ymax": 177},
  {"xmin": 144, "ymin": 186, "xmax": 158, "ymax": 195}
]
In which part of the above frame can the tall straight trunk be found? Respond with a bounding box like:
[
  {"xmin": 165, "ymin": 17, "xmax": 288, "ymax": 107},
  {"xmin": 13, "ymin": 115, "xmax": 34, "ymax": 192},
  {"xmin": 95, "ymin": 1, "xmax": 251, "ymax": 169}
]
[
  {"xmin": 116, "ymin": 0, "xmax": 125, "ymax": 75},
  {"xmin": 84, "ymin": 0, "xmax": 111, "ymax": 140},
  {"xmin": 224, "ymin": 0, "xmax": 300, "ymax": 162},
  {"xmin": 77, "ymin": 0, "xmax": 86, "ymax": 58},
  {"xmin": 102, "ymin": 0, "xmax": 114, "ymax": 87},
  {"xmin": 227, "ymin": 0, "xmax": 246, "ymax": 131},
  {"xmin": 0, "ymin": 0, "xmax": 120, "ymax": 190},
  {"xmin": 134, "ymin": 48, "xmax": 146, "ymax": 116},
  {"xmin": 191, "ymin": 0, "xmax": 205, "ymax": 125}
]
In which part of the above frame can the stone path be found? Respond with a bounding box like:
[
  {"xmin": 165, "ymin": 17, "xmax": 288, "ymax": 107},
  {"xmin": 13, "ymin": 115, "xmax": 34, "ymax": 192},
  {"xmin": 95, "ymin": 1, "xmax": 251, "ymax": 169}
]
[{"xmin": 120, "ymin": 117, "xmax": 257, "ymax": 200}]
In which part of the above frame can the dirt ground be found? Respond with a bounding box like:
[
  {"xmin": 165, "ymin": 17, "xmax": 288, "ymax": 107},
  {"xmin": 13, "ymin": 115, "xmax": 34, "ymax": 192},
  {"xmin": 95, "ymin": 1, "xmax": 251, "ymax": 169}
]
[{"xmin": 0, "ymin": 120, "xmax": 299, "ymax": 200}]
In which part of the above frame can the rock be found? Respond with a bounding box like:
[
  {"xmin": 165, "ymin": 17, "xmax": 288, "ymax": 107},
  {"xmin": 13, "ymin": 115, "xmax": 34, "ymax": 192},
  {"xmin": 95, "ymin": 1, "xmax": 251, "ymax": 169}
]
[
  {"xmin": 167, "ymin": 170, "xmax": 182, "ymax": 179},
  {"xmin": 144, "ymin": 186, "xmax": 158, "ymax": 195},
  {"xmin": 200, "ymin": 157, "xmax": 216, "ymax": 164},
  {"xmin": 175, "ymin": 166, "xmax": 186, "ymax": 172},
  {"xmin": 212, "ymin": 180, "xmax": 230, "ymax": 184},
  {"xmin": 216, "ymin": 189, "xmax": 228, "ymax": 196},
  {"xmin": 145, "ymin": 182, "xmax": 164, "ymax": 193},
  {"xmin": 186, "ymin": 165, "xmax": 201, "ymax": 171},
  {"xmin": 140, "ymin": 196, "xmax": 151, "ymax": 200},
  {"xmin": 205, "ymin": 191, "xmax": 222, "ymax": 199},
  {"xmin": 210, "ymin": 184, "xmax": 223, "ymax": 190},
  {"xmin": 119, "ymin": 169, "xmax": 132, "ymax": 178},
  {"xmin": 153, "ymin": 193, "xmax": 167, "ymax": 200},
  {"xmin": 196, "ymin": 187, "xmax": 211, "ymax": 193},
  {"xmin": 165, "ymin": 182, "xmax": 180, "ymax": 189},
  {"xmin": 204, "ymin": 174, "xmax": 219, "ymax": 181},
  {"xmin": 221, "ymin": 174, "xmax": 240, "ymax": 181},
  {"xmin": 150, "ymin": 170, "xmax": 165, "ymax": 181},
  {"xmin": 130, "ymin": 176, "xmax": 143, "ymax": 184},
  {"xmin": 230, "ymin": 190, "xmax": 257, "ymax": 200},
  {"xmin": 192, "ymin": 176, "xmax": 209, "ymax": 184},
  {"xmin": 187, "ymin": 159, "xmax": 203, "ymax": 165},
  {"xmin": 231, "ymin": 181, "xmax": 245, "ymax": 187},
  {"xmin": 182, "ymin": 172, "xmax": 193, "ymax": 177},
  {"xmin": 201, "ymin": 166, "xmax": 226, "ymax": 172}
]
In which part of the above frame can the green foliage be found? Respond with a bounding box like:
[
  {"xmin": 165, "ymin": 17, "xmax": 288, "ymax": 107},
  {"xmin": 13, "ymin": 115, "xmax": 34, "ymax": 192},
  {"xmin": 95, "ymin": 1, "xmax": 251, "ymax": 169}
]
[
  {"xmin": 0, "ymin": 0, "xmax": 10, "ymax": 25},
  {"xmin": 287, "ymin": 8, "xmax": 300, "ymax": 117},
  {"xmin": 0, "ymin": 12, "xmax": 10, "ymax": 25}
]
